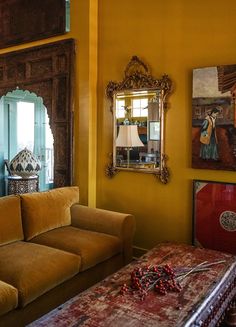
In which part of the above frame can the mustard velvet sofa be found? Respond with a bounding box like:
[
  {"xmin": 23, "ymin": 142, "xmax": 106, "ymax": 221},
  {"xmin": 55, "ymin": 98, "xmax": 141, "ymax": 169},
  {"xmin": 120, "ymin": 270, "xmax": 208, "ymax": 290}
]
[{"xmin": 0, "ymin": 187, "xmax": 135, "ymax": 327}]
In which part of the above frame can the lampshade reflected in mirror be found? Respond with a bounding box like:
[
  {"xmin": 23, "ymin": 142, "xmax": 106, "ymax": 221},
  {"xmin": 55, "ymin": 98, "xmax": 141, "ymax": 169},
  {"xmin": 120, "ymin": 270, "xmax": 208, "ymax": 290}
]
[{"xmin": 116, "ymin": 125, "xmax": 144, "ymax": 167}]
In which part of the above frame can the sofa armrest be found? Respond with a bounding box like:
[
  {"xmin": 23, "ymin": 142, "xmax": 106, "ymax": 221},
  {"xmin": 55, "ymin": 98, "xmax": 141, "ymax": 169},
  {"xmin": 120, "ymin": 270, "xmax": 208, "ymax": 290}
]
[{"xmin": 70, "ymin": 204, "xmax": 136, "ymax": 263}]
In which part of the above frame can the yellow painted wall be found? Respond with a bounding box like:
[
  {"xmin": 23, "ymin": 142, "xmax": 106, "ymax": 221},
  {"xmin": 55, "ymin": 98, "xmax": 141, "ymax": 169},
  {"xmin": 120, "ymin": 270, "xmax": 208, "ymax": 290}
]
[
  {"xmin": 96, "ymin": 0, "xmax": 236, "ymax": 250},
  {"xmin": 0, "ymin": 0, "xmax": 97, "ymax": 206},
  {"xmin": 1, "ymin": 0, "xmax": 236, "ymax": 250}
]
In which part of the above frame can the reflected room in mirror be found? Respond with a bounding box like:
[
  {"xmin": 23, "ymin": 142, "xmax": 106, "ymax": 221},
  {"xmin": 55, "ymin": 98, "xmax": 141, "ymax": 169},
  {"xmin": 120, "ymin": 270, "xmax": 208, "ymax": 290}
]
[
  {"xmin": 115, "ymin": 90, "xmax": 160, "ymax": 170},
  {"xmin": 106, "ymin": 56, "xmax": 172, "ymax": 183}
]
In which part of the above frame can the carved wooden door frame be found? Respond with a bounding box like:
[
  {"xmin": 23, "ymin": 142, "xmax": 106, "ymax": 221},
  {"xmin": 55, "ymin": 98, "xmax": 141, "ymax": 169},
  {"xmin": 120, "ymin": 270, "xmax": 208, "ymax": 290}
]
[{"xmin": 0, "ymin": 39, "xmax": 75, "ymax": 188}]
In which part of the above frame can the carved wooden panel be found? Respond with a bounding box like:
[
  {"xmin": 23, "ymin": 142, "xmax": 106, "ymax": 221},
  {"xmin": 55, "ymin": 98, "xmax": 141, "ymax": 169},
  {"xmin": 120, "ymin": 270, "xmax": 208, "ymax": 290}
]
[
  {"xmin": 0, "ymin": 0, "xmax": 66, "ymax": 49},
  {"xmin": 0, "ymin": 39, "xmax": 75, "ymax": 188},
  {"xmin": 54, "ymin": 76, "xmax": 68, "ymax": 121}
]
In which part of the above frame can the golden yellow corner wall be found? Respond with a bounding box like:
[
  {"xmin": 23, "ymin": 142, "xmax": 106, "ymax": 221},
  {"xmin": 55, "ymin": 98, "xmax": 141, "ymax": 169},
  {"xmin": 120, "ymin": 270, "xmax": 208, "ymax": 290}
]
[
  {"xmin": 0, "ymin": 0, "xmax": 96, "ymax": 206},
  {"xmin": 96, "ymin": 0, "xmax": 236, "ymax": 250},
  {"xmin": 1, "ymin": 0, "xmax": 236, "ymax": 251}
]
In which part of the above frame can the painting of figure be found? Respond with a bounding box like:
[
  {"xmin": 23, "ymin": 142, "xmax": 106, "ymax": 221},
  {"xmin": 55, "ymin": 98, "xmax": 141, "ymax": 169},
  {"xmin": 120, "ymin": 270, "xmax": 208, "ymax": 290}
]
[{"xmin": 192, "ymin": 64, "xmax": 236, "ymax": 170}]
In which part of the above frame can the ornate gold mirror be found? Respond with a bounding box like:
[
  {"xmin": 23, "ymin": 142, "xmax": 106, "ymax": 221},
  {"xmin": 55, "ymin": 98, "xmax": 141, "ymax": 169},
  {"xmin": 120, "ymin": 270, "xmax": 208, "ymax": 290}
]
[{"xmin": 106, "ymin": 56, "xmax": 172, "ymax": 183}]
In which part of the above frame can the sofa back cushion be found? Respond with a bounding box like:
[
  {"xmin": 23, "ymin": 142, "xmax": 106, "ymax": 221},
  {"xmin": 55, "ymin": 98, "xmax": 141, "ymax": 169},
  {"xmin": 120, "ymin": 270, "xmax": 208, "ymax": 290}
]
[
  {"xmin": 0, "ymin": 195, "xmax": 24, "ymax": 246},
  {"xmin": 21, "ymin": 186, "xmax": 80, "ymax": 240}
]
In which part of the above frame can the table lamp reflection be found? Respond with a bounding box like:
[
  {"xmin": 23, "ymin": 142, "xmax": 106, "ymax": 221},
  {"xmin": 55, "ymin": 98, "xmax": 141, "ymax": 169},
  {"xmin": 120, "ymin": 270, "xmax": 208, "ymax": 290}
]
[{"xmin": 116, "ymin": 125, "xmax": 144, "ymax": 167}]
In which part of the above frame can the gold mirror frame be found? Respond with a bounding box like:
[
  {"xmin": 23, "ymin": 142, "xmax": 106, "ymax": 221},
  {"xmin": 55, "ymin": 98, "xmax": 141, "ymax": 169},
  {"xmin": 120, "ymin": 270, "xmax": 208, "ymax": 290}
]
[{"xmin": 105, "ymin": 56, "xmax": 172, "ymax": 184}]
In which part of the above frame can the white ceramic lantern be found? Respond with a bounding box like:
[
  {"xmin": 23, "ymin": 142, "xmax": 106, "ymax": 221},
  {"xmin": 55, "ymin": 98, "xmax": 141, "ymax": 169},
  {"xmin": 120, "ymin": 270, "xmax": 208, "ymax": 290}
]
[{"xmin": 9, "ymin": 148, "xmax": 41, "ymax": 178}]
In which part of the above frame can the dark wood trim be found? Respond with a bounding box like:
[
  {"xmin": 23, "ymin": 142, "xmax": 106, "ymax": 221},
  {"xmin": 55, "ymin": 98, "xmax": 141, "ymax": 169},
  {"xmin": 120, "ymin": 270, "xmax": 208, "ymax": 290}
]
[
  {"xmin": 0, "ymin": 39, "xmax": 75, "ymax": 188},
  {"xmin": 0, "ymin": 0, "xmax": 66, "ymax": 49}
]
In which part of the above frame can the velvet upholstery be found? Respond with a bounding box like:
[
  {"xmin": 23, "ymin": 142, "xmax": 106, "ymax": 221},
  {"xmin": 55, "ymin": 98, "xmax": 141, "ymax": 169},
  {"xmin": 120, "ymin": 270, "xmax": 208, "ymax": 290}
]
[
  {"xmin": 0, "ymin": 188, "xmax": 135, "ymax": 327},
  {"xmin": 0, "ymin": 254, "xmax": 124, "ymax": 327},
  {"xmin": 0, "ymin": 195, "xmax": 23, "ymax": 246},
  {"xmin": 21, "ymin": 187, "xmax": 80, "ymax": 240},
  {"xmin": 0, "ymin": 281, "xmax": 18, "ymax": 316},
  {"xmin": 71, "ymin": 204, "xmax": 136, "ymax": 263},
  {"xmin": 31, "ymin": 226, "xmax": 123, "ymax": 271},
  {"xmin": 0, "ymin": 241, "xmax": 81, "ymax": 307}
]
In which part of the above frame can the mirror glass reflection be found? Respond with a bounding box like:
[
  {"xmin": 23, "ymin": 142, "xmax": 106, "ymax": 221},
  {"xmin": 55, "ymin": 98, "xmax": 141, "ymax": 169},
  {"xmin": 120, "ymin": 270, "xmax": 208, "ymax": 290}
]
[
  {"xmin": 106, "ymin": 56, "xmax": 172, "ymax": 183},
  {"xmin": 114, "ymin": 89, "xmax": 161, "ymax": 171}
]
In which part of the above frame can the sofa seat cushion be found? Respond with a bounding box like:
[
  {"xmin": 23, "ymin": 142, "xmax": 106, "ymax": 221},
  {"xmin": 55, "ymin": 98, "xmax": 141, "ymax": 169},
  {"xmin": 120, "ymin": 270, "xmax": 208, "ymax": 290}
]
[
  {"xmin": 0, "ymin": 195, "xmax": 23, "ymax": 246},
  {"xmin": 0, "ymin": 241, "xmax": 81, "ymax": 308},
  {"xmin": 21, "ymin": 186, "xmax": 80, "ymax": 240},
  {"xmin": 0, "ymin": 280, "xmax": 18, "ymax": 316},
  {"xmin": 31, "ymin": 226, "xmax": 123, "ymax": 271}
]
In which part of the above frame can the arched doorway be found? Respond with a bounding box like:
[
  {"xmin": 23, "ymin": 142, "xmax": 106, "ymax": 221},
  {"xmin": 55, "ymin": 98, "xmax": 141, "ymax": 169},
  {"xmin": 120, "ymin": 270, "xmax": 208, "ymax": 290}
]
[
  {"xmin": 0, "ymin": 89, "xmax": 54, "ymax": 195},
  {"xmin": 0, "ymin": 39, "xmax": 75, "ymax": 193}
]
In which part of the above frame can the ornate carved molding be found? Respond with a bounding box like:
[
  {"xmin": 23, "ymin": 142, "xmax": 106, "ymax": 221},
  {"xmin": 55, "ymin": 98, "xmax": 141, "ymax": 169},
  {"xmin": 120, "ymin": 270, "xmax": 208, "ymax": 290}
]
[
  {"xmin": 105, "ymin": 163, "xmax": 118, "ymax": 179},
  {"xmin": 105, "ymin": 56, "xmax": 172, "ymax": 184},
  {"xmin": 106, "ymin": 56, "xmax": 172, "ymax": 112},
  {"xmin": 156, "ymin": 154, "xmax": 169, "ymax": 184},
  {"xmin": 0, "ymin": 39, "xmax": 75, "ymax": 188},
  {"xmin": 105, "ymin": 153, "xmax": 118, "ymax": 178}
]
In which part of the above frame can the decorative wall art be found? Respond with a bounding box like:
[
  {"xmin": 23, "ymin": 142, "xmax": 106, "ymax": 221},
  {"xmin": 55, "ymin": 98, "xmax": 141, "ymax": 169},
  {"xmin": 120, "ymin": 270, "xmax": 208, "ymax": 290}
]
[
  {"xmin": 193, "ymin": 180, "xmax": 236, "ymax": 255},
  {"xmin": 192, "ymin": 64, "xmax": 236, "ymax": 171}
]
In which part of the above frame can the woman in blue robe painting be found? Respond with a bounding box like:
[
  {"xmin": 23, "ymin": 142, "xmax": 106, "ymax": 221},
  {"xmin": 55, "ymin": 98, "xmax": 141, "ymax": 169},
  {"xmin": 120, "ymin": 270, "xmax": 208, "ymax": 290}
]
[{"xmin": 200, "ymin": 108, "xmax": 220, "ymax": 160}]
